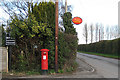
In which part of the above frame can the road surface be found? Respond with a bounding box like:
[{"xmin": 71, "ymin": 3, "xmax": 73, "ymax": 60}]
[
  {"xmin": 77, "ymin": 52, "xmax": 119, "ymax": 78},
  {"xmin": 50, "ymin": 52, "xmax": 119, "ymax": 78}
]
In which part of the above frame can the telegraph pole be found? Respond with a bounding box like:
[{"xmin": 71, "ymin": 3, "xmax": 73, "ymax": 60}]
[
  {"xmin": 55, "ymin": 0, "xmax": 58, "ymax": 73},
  {"xmin": 65, "ymin": 0, "xmax": 67, "ymax": 13}
]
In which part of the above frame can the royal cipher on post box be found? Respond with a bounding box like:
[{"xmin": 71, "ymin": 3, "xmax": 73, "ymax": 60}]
[{"xmin": 40, "ymin": 49, "xmax": 49, "ymax": 71}]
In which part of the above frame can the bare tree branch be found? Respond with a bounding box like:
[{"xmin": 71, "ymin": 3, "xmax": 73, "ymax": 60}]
[{"xmin": 83, "ymin": 23, "xmax": 88, "ymax": 44}]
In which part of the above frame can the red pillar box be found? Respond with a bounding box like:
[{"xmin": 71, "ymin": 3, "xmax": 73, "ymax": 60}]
[{"xmin": 40, "ymin": 49, "xmax": 49, "ymax": 74}]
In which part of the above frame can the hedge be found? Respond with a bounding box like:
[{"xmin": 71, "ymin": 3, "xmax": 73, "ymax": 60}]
[{"xmin": 78, "ymin": 38, "xmax": 120, "ymax": 56}]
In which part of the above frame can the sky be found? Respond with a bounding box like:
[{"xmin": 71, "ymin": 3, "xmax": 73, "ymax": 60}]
[
  {"xmin": 0, "ymin": 0, "xmax": 120, "ymax": 44},
  {"xmin": 67, "ymin": 0, "xmax": 120, "ymax": 44}
]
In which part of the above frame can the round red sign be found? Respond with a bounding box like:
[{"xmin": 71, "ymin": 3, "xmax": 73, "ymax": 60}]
[{"xmin": 72, "ymin": 17, "xmax": 82, "ymax": 24}]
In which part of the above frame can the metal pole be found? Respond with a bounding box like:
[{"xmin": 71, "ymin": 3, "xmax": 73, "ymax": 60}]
[
  {"xmin": 55, "ymin": 0, "xmax": 58, "ymax": 73},
  {"xmin": 7, "ymin": 46, "xmax": 8, "ymax": 73},
  {"xmin": 8, "ymin": 45, "xmax": 11, "ymax": 71}
]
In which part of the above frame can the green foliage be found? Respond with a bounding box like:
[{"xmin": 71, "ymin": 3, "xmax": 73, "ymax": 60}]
[
  {"xmin": 78, "ymin": 38, "xmax": 119, "ymax": 57},
  {"xmin": 0, "ymin": 26, "xmax": 2, "ymax": 47},
  {"xmin": 0, "ymin": 25, "xmax": 6, "ymax": 47},
  {"xmin": 58, "ymin": 69, "xmax": 64, "ymax": 73},
  {"xmin": 58, "ymin": 32, "xmax": 78, "ymax": 71},
  {"xmin": 66, "ymin": 67, "xmax": 74, "ymax": 72},
  {"xmin": 10, "ymin": 1, "xmax": 55, "ymax": 72},
  {"xmin": 118, "ymin": 38, "xmax": 120, "ymax": 58},
  {"xmin": 63, "ymin": 12, "xmax": 77, "ymax": 35},
  {"xmin": 57, "ymin": 12, "xmax": 78, "ymax": 72},
  {"xmin": 9, "ymin": 1, "xmax": 78, "ymax": 74},
  {"xmin": 32, "ymin": 2, "xmax": 55, "ymax": 31},
  {"xmin": 10, "ymin": 14, "xmax": 52, "ymax": 39},
  {"xmin": 58, "ymin": 32, "xmax": 68, "ymax": 69},
  {"xmin": 64, "ymin": 34, "xmax": 78, "ymax": 59},
  {"xmin": 16, "ymin": 54, "xmax": 28, "ymax": 71},
  {"xmin": 48, "ymin": 69, "xmax": 55, "ymax": 74},
  {"xmin": 26, "ymin": 71, "xmax": 40, "ymax": 75}
]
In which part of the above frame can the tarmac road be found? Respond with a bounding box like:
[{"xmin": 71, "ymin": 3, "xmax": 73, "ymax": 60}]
[
  {"xmin": 52, "ymin": 52, "xmax": 119, "ymax": 78},
  {"xmin": 77, "ymin": 52, "xmax": 119, "ymax": 78}
]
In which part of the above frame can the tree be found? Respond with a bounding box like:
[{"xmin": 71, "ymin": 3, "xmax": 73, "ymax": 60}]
[
  {"xmin": 105, "ymin": 26, "xmax": 110, "ymax": 40},
  {"xmin": 100, "ymin": 24, "xmax": 104, "ymax": 40},
  {"xmin": 8, "ymin": 2, "xmax": 55, "ymax": 71},
  {"xmin": 112, "ymin": 25, "xmax": 119, "ymax": 39},
  {"xmin": 90, "ymin": 24, "xmax": 93, "ymax": 43},
  {"xmin": 2, "ymin": 0, "xmax": 78, "ymax": 72},
  {"xmin": 0, "ymin": 24, "xmax": 6, "ymax": 47},
  {"xmin": 109, "ymin": 27, "xmax": 113, "ymax": 40},
  {"xmin": 59, "ymin": 0, "xmax": 72, "ymax": 26},
  {"xmin": 119, "ymin": 25, "xmax": 120, "ymax": 38},
  {"xmin": 95, "ymin": 24, "xmax": 99, "ymax": 42},
  {"xmin": 98, "ymin": 24, "xmax": 104, "ymax": 41},
  {"xmin": 60, "ymin": 11, "xmax": 78, "ymax": 71},
  {"xmin": 83, "ymin": 23, "xmax": 88, "ymax": 44},
  {"xmin": 1, "ymin": 0, "xmax": 30, "ymax": 20},
  {"xmin": 63, "ymin": 12, "xmax": 77, "ymax": 35}
]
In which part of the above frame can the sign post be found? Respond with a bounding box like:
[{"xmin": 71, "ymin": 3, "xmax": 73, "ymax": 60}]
[
  {"xmin": 6, "ymin": 34, "xmax": 15, "ymax": 71},
  {"xmin": 8, "ymin": 45, "xmax": 12, "ymax": 71}
]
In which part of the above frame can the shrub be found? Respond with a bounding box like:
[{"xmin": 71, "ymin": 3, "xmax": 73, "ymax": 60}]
[
  {"xmin": 58, "ymin": 32, "xmax": 78, "ymax": 71},
  {"xmin": 78, "ymin": 38, "xmax": 120, "ymax": 55}
]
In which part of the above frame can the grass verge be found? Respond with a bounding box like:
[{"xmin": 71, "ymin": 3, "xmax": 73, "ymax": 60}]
[{"xmin": 78, "ymin": 51, "xmax": 119, "ymax": 59}]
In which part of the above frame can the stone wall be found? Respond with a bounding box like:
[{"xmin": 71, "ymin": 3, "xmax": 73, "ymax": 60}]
[{"xmin": 0, "ymin": 47, "xmax": 7, "ymax": 72}]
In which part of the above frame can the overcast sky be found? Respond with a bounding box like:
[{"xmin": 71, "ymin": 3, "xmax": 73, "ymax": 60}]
[
  {"xmin": 67, "ymin": 0, "xmax": 119, "ymax": 44},
  {"xmin": 0, "ymin": 0, "xmax": 120, "ymax": 44}
]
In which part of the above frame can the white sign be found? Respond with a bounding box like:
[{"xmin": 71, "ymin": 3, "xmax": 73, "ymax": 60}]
[
  {"xmin": 43, "ymin": 55, "xmax": 46, "ymax": 60},
  {"xmin": 6, "ymin": 37, "xmax": 15, "ymax": 45}
]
